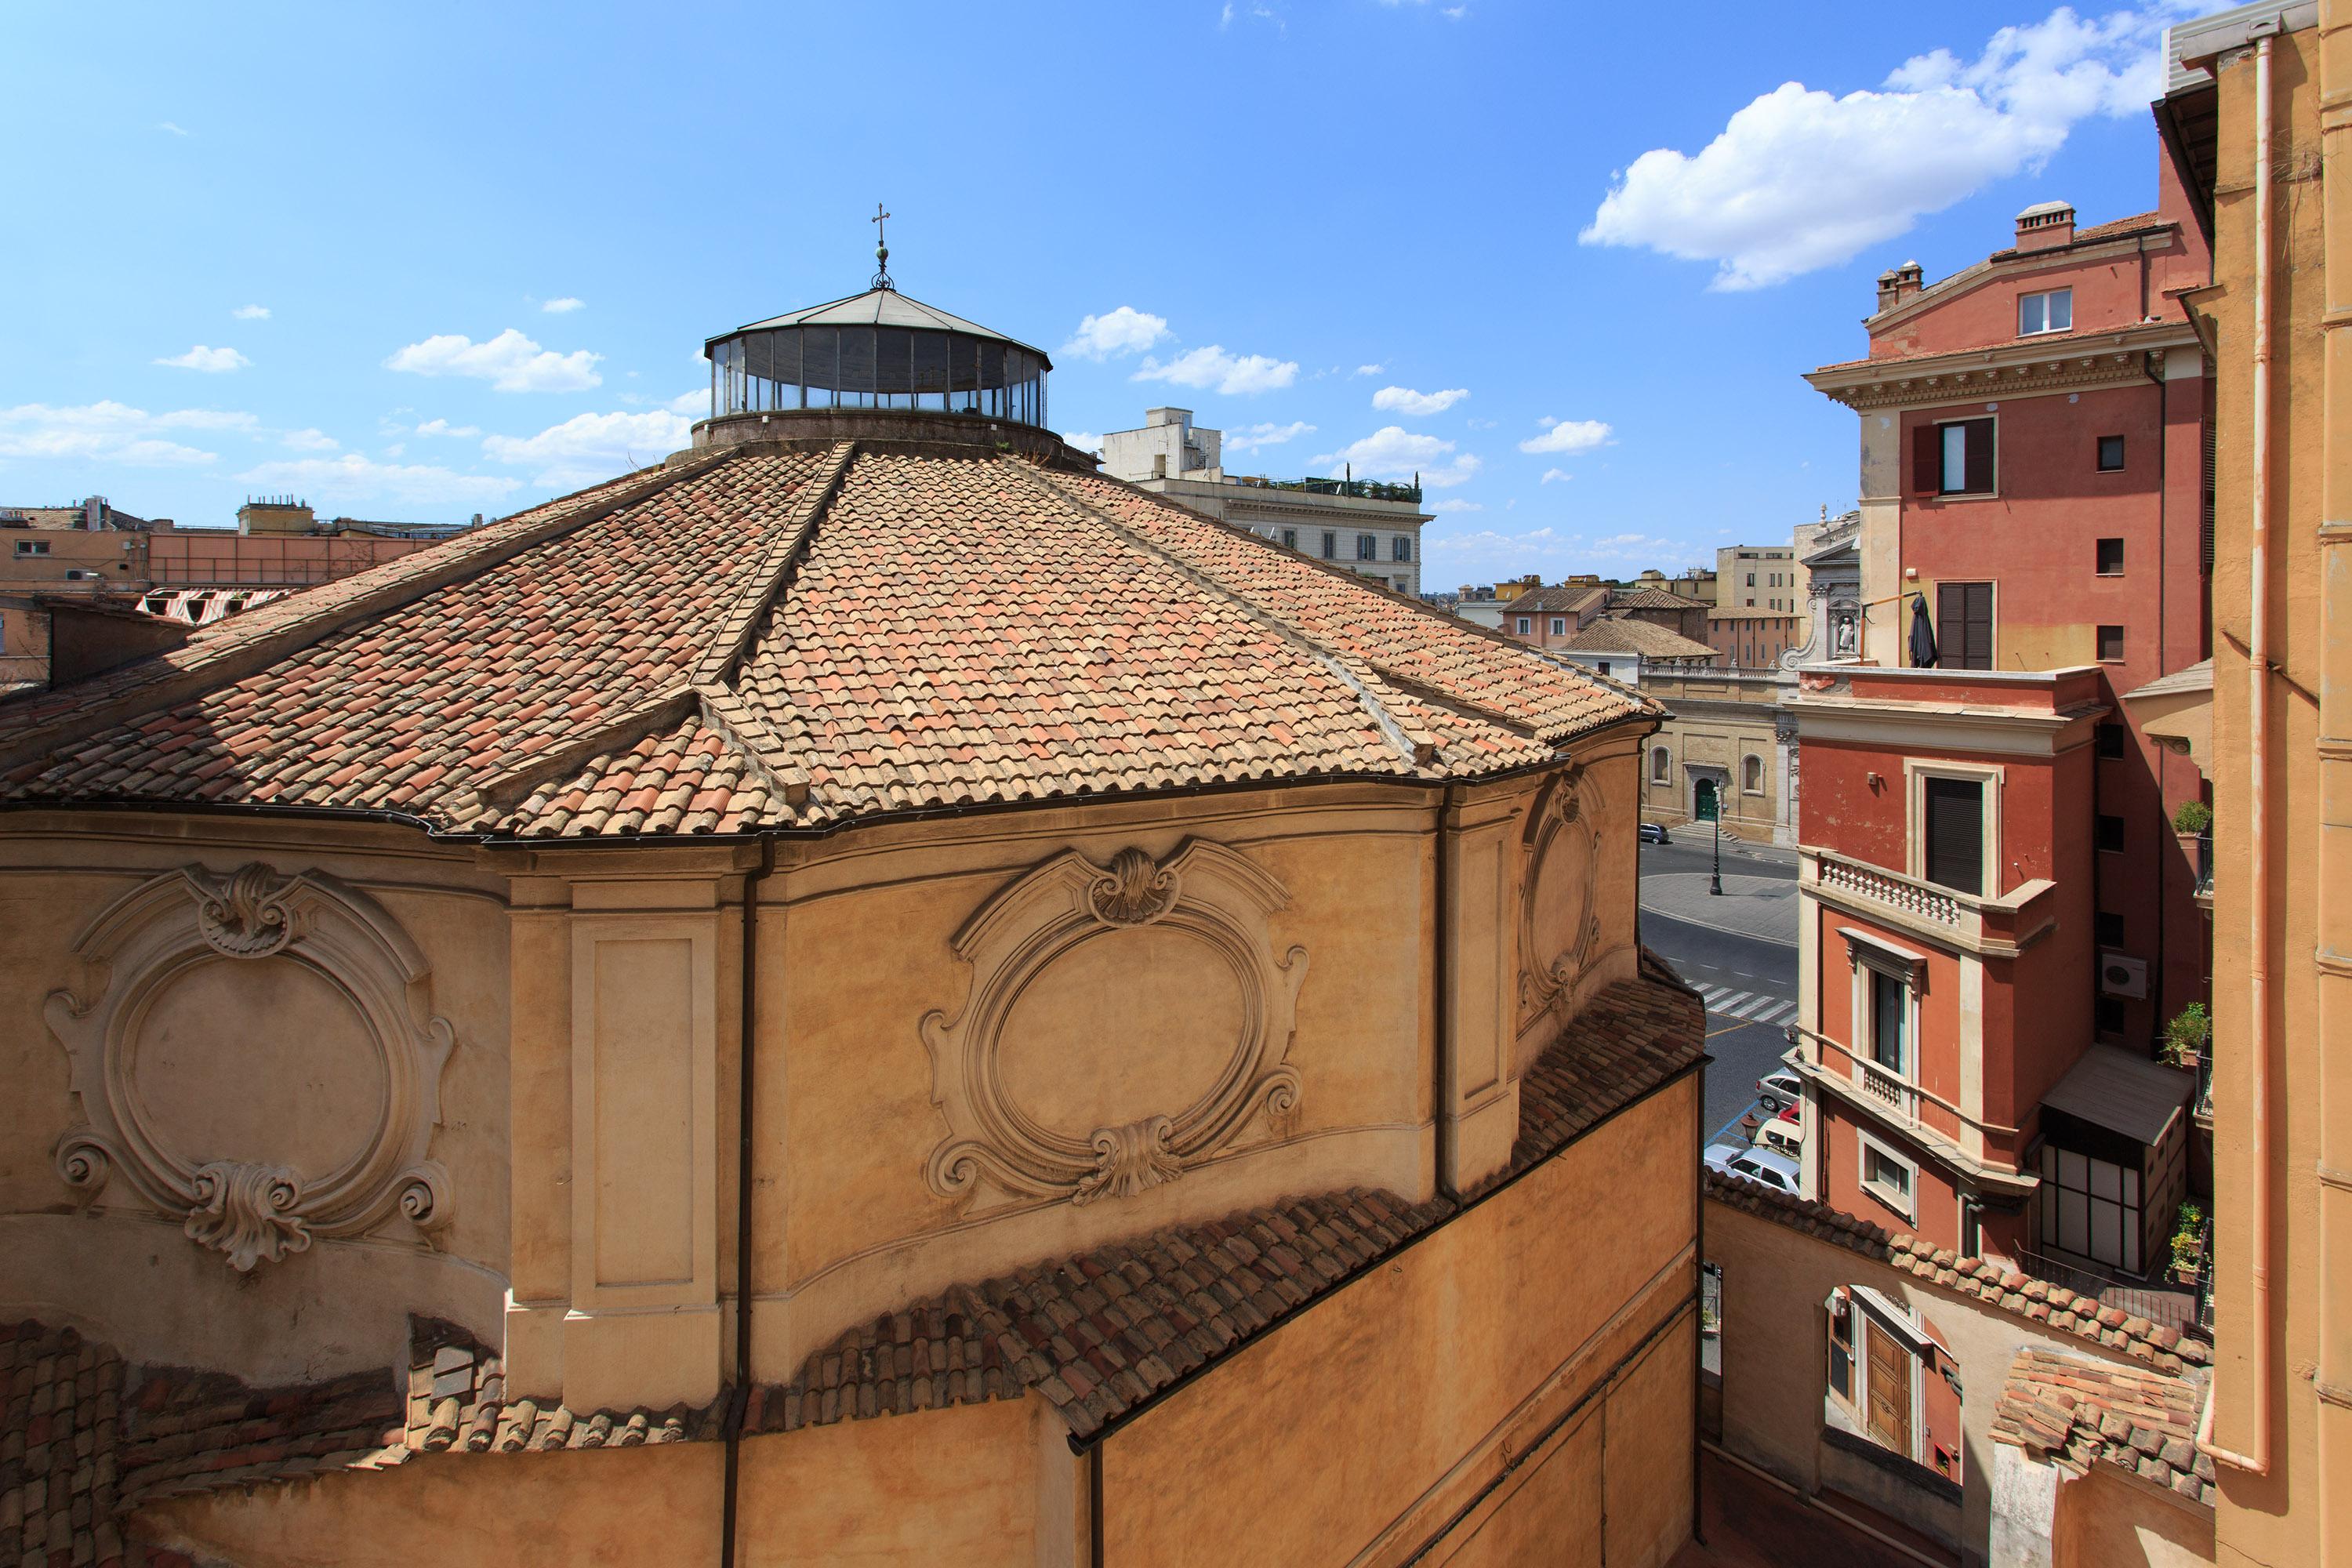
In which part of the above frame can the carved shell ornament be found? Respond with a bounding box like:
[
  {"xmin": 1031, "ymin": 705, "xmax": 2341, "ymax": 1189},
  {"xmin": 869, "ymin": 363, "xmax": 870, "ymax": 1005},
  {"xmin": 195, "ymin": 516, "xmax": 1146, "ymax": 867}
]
[
  {"xmin": 44, "ymin": 863, "xmax": 456, "ymax": 1272},
  {"xmin": 1519, "ymin": 768, "xmax": 1606, "ymax": 1025},
  {"xmin": 920, "ymin": 840, "xmax": 1308, "ymax": 1209}
]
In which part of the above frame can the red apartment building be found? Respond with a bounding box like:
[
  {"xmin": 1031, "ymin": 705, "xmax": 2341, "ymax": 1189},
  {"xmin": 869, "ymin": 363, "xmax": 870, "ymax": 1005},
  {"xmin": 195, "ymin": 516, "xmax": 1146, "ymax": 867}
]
[{"xmin": 1791, "ymin": 176, "xmax": 2211, "ymax": 1283}]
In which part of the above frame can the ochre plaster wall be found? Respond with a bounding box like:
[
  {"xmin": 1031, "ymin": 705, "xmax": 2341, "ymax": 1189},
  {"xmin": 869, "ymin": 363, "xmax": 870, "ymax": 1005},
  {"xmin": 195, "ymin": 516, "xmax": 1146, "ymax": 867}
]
[
  {"xmin": 0, "ymin": 815, "xmax": 514, "ymax": 1384},
  {"xmin": 143, "ymin": 1392, "xmax": 1050, "ymax": 1568},
  {"xmin": 1705, "ymin": 1192, "xmax": 2186, "ymax": 1561},
  {"xmin": 2051, "ymin": 1465, "xmax": 2214, "ymax": 1568},
  {"xmin": 1096, "ymin": 1080, "xmax": 1697, "ymax": 1568}
]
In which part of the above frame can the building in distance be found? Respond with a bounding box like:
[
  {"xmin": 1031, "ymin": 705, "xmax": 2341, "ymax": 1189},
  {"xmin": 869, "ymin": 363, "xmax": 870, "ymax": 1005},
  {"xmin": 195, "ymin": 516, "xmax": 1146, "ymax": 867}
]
[{"xmin": 1098, "ymin": 407, "xmax": 1428, "ymax": 595}]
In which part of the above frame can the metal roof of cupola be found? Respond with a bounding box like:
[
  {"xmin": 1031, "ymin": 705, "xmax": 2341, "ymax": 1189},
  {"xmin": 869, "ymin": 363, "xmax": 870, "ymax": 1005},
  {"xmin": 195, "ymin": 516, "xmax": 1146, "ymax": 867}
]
[{"xmin": 699, "ymin": 206, "xmax": 1053, "ymax": 445}]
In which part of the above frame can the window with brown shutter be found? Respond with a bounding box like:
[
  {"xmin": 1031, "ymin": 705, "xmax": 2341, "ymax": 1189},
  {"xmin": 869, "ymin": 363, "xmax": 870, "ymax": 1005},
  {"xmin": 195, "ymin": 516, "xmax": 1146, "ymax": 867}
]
[
  {"xmin": 1961, "ymin": 418, "xmax": 1995, "ymax": 494},
  {"xmin": 1919, "ymin": 419, "xmax": 1995, "ymax": 495},
  {"xmin": 1923, "ymin": 777, "xmax": 1984, "ymax": 895},
  {"xmin": 1936, "ymin": 581, "xmax": 1994, "ymax": 669},
  {"xmin": 1911, "ymin": 423, "xmax": 1941, "ymax": 495}
]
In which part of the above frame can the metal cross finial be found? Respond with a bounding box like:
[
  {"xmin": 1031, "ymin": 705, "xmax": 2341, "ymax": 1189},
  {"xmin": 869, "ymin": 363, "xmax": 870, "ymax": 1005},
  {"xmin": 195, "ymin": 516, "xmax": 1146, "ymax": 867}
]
[{"xmin": 871, "ymin": 202, "xmax": 894, "ymax": 291}]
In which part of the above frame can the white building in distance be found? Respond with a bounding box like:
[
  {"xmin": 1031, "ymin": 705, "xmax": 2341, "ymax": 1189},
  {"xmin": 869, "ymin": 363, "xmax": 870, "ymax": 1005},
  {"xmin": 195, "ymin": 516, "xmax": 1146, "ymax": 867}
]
[{"xmin": 1098, "ymin": 408, "xmax": 1428, "ymax": 596}]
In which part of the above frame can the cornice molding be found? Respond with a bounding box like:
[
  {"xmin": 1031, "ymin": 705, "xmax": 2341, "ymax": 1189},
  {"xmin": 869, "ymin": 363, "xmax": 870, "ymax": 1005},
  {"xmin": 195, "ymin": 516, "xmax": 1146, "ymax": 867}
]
[{"xmin": 1807, "ymin": 325, "xmax": 2203, "ymax": 412}]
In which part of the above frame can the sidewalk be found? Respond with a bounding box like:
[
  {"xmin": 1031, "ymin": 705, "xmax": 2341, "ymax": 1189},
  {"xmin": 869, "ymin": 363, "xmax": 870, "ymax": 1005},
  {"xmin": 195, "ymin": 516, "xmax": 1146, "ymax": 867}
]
[{"xmin": 1640, "ymin": 872, "xmax": 1798, "ymax": 946}]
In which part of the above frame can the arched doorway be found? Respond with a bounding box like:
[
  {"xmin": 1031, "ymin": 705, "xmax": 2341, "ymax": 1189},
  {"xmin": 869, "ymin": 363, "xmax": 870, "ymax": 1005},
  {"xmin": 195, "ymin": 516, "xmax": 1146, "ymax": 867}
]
[{"xmin": 1694, "ymin": 776, "xmax": 1719, "ymax": 822}]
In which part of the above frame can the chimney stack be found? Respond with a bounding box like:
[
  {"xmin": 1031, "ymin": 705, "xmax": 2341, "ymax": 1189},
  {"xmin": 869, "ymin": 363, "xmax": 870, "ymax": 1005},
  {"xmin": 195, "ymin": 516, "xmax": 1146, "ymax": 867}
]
[
  {"xmin": 2014, "ymin": 200, "xmax": 2076, "ymax": 252},
  {"xmin": 1876, "ymin": 260, "xmax": 1926, "ymax": 313}
]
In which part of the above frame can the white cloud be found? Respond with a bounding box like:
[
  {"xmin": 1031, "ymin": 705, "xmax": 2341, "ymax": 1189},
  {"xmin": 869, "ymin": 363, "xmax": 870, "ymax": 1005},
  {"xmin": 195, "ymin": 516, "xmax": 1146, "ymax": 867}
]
[
  {"xmin": 1427, "ymin": 526, "xmax": 1562, "ymax": 556},
  {"xmin": 1062, "ymin": 430, "xmax": 1104, "ymax": 452},
  {"xmin": 1519, "ymin": 417, "xmax": 1613, "ymax": 455},
  {"xmin": 1311, "ymin": 426, "xmax": 1481, "ymax": 488},
  {"xmin": 1224, "ymin": 419, "xmax": 1315, "ymax": 456},
  {"xmin": 481, "ymin": 409, "xmax": 690, "ymax": 487},
  {"xmin": 542, "ymin": 297, "xmax": 586, "ymax": 314},
  {"xmin": 1354, "ymin": 364, "xmax": 1385, "ymax": 376},
  {"xmin": 1063, "ymin": 305, "xmax": 1171, "ymax": 360},
  {"xmin": 383, "ymin": 443, "xmax": 406, "ymax": 457},
  {"xmin": 231, "ymin": 305, "xmax": 270, "ymax": 321},
  {"xmin": 1133, "ymin": 345, "xmax": 1298, "ymax": 396},
  {"xmin": 154, "ymin": 345, "xmax": 249, "ymax": 373},
  {"xmin": 234, "ymin": 453, "xmax": 521, "ymax": 508},
  {"xmin": 1580, "ymin": 4, "xmax": 2169, "ymax": 290},
  {"xmin": 1372, "ymin": 385, "xmax": 1468, "ymax": 418},
  {"xmin": 0, "ymin": 401, "xmax": 254, "ymax": 466},
  {"xmin": 1541, "ymin": 468, "xmax": 1573, "ymax": 484},
  {"xmin": 385, "ymin": 328, "xmax": 601, "ymax": 392},
  {"xmin": 281, "ymin": 428, "xmax": 339, "ymax": 452},
  {"xmin": 667, "ymin": 389, "xmax": 706, "ymax": 416},
  {"xmin": 412, "ymin": 418, "xmax": 482, "ymax": 438},
  {"xmin": 1428, "ymin": 499, "xmax": 1484, "ymax": 514},
  {"xmin": 156, "ymin": 121, "xmax": 189, "ymax": 136}
]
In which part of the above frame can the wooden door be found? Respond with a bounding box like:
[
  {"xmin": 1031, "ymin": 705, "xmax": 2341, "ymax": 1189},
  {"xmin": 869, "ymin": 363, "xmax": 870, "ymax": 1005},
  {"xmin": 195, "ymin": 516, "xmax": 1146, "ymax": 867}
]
[{"xmin": 1866, "ymin": 1322, "xmax": 1913, "ymax": 1457}]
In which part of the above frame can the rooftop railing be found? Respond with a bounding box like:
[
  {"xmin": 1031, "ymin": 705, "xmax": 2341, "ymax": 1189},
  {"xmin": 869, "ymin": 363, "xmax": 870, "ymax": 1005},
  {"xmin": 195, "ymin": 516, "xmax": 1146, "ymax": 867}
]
[{"xmin": 1229, "ymin": 474, "xmax": 1423, "ymax": 504}]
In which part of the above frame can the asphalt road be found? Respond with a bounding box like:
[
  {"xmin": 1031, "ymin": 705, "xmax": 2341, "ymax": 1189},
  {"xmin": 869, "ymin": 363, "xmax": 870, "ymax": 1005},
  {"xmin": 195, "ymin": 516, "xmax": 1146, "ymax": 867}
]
[{"xmin": 1637, "ymin": 837, "xmax": 1800, "ymax": 1147}]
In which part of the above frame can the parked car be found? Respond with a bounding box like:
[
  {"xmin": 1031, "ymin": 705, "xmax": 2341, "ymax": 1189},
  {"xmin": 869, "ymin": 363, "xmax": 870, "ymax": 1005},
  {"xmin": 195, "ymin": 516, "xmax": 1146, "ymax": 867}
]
[
  {"xmin": 1751, "ymin": 1117, "xmax": 1802, "ymax": 1161},
  {"xmin": 1639, "ymin": 822, "xmax": 1671, "ymax": 845},
  {"xmin": 1755, "ymin": 1068, "xmax": 1804, "ymax": 1114},
  {"xmin": 1704, "ymin": 1142, "xmax": 1802, "ymax": 1195}
]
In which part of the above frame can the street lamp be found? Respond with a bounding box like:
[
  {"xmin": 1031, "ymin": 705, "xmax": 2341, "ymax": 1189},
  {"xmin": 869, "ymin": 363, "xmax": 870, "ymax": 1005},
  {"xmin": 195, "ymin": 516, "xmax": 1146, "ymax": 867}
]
[{"xmin": 1701, "ymin": 786, "xmax": 1723, "ymax": 895}]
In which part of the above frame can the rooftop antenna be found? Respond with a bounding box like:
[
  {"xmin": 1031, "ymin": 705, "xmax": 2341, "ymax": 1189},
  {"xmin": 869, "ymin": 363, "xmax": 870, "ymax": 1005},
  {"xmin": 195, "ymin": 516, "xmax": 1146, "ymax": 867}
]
[{"xmin": 870, "ymin": 202, "xmax": 894, "ymax": 291}]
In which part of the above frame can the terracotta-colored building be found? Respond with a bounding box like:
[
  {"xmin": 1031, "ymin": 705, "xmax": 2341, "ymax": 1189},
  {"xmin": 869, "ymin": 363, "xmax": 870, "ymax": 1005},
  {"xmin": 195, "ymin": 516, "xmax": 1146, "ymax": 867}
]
[
  {"xmin": 1786, "ymin": 664, "xmax": 2194, "ymax": 1279},
  {"xmin": 1499, "ymin": 583, "xmax": 1610, "ymax": 648},
  {"xmin": 0, "ymin": 281, "xmax": 1705, "ymax": 1566},
  {"xmin": 1805, "ymin": 173, "xmax": 2214, "ymax": 1054},
  {"xmin": 1707, "ymin": 607, "xmax": 1802, "ymax": 670}
]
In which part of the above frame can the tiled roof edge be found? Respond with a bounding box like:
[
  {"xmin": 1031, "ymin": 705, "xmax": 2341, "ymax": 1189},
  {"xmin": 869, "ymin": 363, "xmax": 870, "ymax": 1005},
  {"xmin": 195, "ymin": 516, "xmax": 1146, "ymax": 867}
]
[
  {"xmin": 689, "ymin": 440, "xmax": 855, "ymax": 688},
  {"xmin": 1701, "ymin": 1171, "xmax": 2206, "ymax": 1372},
  {"xmin": 0, "ymin": 450, "xmax": 739, "ymax": 776},
  {"xmin": 454, "ymin": 686, "xmax": 699, "ymax": 826}
]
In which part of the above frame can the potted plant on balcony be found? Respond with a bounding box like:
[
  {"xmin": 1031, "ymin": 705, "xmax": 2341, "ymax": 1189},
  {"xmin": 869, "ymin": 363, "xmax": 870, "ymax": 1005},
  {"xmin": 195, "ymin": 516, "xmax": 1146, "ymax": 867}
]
[
  {"xmin": 2162, "ymin": 1002, "xmax": 2210, "ymax": 1070},
  {"xmin": 2169, "ymin": 1202, "xmax": 2206, "ymax": 1286}
]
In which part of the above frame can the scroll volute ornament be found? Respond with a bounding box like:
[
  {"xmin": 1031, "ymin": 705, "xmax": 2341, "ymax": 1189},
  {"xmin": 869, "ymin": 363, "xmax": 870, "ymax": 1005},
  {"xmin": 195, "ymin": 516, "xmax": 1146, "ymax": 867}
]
[
  {"xmin": 44, "ymin": 863, "xmax": 456, "ymax": 1271},
  {"xmin": 922, "ymin": 840, "xmax": 1308, "ymax": 1209},
  {"xmin": 1519, "ymin": 768, "xmax": 1606, "ymax": 1024}
]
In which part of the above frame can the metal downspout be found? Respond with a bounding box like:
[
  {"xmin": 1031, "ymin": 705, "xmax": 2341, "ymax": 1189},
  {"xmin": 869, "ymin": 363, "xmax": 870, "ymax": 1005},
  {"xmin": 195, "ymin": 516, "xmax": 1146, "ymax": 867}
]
[
  {"xmin": 1434, "ymin": 783, "xmax": 1461, "ymax": 1204},
  {"xmin": 2310, "ymin": 2, "xmax": 2352, "ymax": 1553},
  {"xmin": 720, "ymin": 836, "xmax": 776, "ymax": 1566},
  {"xmin": 2201, "ymin": 28, "xmax": 2277, "ymax": 1479}
]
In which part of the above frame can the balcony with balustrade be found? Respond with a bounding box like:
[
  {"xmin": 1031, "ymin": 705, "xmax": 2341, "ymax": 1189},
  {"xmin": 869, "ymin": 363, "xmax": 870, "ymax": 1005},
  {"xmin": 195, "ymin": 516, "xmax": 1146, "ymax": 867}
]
[{"xmin": 1801, "ymin": 846, "xmax": 2060, "ymax": 959}]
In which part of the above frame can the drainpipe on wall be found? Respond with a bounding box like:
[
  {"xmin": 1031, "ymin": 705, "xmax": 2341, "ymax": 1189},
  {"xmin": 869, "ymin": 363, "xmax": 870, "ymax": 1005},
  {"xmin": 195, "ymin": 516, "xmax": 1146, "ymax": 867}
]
[
  {"xmin": 2310, "ymin": 3, "xmax": 2352, "ymax": 1553},
  {"xmin": 720, "ymin": 835, "xmax": 776, "ymax": 1567},
  {"xmin": 2199, "ymin": 28, "xmax": 2276, "ymax": 1479},
  {"xmin": 1433, "ymin": 783, "xmax": 1460, "ymax": 1205}
]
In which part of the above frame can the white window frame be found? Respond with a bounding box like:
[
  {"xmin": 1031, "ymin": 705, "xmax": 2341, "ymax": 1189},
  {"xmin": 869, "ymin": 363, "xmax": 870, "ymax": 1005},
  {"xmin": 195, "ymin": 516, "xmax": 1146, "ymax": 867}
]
[
  {"xmin": 1841, "ymin": 1286, "xmax": 1933, "ymax": 1466},
  {"xmin": 1550, "ymin": 616, "xmax": 1566, "ymax": 635},
  {"xmin": 1844, "ymin": 930, "xmax": 1926, "ymax": 1082},
  {"xmin": 2018, "ymin": 287, "xmax": 2074, "ymax": 336},
  {"xmin": 1515, "ymin": 615, "xmax": 1532, "ymax": 635},
  {"xmin": 1857, "ymin": 1130, "xmax": 1919, "ymax": 1222},
  {"xmin": 1904, "ymin": 760, "xmax": 2003, "ymax": 895},
  {"xmin": 1933, "ymin": 416, "xmax": 2002, "ymax": 499}
]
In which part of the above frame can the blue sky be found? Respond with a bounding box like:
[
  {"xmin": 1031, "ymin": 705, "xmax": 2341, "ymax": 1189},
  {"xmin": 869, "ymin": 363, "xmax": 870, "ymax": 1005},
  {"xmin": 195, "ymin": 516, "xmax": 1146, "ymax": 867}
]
[{"xmin": 0, "ymin": 2, "xmax": 2192, "ymax": 588}]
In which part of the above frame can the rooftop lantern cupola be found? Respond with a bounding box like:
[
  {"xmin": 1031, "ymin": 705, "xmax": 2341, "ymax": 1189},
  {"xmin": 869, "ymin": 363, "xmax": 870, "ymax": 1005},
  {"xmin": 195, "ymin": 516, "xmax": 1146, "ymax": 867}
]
[{"xmin": 702, "ymin": 205, "xmax": 1052, "ymax": 433}]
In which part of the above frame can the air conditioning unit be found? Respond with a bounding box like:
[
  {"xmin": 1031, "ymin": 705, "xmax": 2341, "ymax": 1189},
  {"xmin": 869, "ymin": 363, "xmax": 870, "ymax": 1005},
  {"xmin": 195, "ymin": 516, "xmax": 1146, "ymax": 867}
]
[{"xmin": 2100, "ymin": 952, "xmax": 2149, "ymax": 1000}]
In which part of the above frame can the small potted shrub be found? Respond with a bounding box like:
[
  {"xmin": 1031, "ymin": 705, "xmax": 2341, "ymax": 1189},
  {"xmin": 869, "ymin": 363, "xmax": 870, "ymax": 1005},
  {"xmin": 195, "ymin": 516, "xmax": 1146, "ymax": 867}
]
[
  {"xmin": 2162, "ymin": 1002, "xmax": 2210, "ymax": 1070},
  {"xmin": 2170, "ymin": 1202, "xmax": 2205, "ymax": 1284},
  {"xmin": 2173, "ymin": 799, "xmax": 2212, "ymax": 837}
]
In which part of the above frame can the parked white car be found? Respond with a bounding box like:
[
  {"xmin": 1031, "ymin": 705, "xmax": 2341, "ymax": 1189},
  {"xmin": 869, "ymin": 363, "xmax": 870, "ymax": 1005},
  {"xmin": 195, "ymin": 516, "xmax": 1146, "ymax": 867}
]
[
  {"xmin": 1751, "ymin": 1115, "xmax": 1802, "ymax": 1162},
  {"xmin": 1755, "ymin": 1068, "xmax": 1805, "ymax": 1114},
  {"xmin": 1705, "ymin": 1142, "xmax": 1802, "ymax": 1194}
]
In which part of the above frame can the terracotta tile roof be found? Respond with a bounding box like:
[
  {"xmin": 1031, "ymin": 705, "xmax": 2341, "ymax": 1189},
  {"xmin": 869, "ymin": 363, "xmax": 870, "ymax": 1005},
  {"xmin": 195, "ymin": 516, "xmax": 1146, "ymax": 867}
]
[
  {"xmin": 0, "ymin": 1317, "xmax": 405, "ymax": 1566},
  {"xmin": 1702, "ymin": 1173, "xmax": 2209, "ymax": 1373},
  {"xmin": 383, "ymin": 1322, "xmax": 720, "ymax": 1455},
  {"xmin": 0, "ymin": 441, "xmax": 1653, "ymax": 838},
  {"xmin": 1991, "ymin": 1347, "xmax": 2213, "ymax": 1507},
  {"xmin": 1559, "ymin": 615, "xmax": 1719, "ymax": 662},
  {"xmin": 763, "ymin": 1188, "xmax": 1450, "ymax": 1443},
  {"xmin": 1507, "ymin": 949, "xmax": 1705, "ymax": 1177},
  {"xmin": 1992, "ymin": 211, "xmax": 2169, "ymax": 257},
  {"xmin": 1608, "ymin": 586, "xmax": 1696, "ymax": 612},
  {"xmin": 1501, "ymin": 585, "xmax": 1608, "ymax": 615}
]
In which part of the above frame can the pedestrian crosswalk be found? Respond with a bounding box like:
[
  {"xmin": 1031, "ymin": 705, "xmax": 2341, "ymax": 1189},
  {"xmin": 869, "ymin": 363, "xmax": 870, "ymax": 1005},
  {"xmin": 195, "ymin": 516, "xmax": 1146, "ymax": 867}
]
[{"xmin": 1694, "ymin": 984, "xmax": 1795, "ymax": 1028}]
